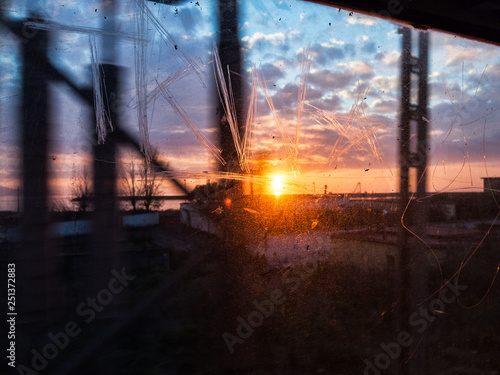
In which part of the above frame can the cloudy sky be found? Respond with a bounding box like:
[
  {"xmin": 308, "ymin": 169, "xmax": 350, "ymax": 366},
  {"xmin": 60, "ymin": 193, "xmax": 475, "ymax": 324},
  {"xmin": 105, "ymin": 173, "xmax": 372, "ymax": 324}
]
[{"xmin": 1, "ymin": 0, "xmax": 500, "ymax": 209}]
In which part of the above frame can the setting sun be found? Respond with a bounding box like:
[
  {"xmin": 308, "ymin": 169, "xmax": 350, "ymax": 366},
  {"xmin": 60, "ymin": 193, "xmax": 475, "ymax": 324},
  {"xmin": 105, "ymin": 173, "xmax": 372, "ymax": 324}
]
[{"xmin": 271, "ymin": 175, "xmax": 284, "ymax": 196}]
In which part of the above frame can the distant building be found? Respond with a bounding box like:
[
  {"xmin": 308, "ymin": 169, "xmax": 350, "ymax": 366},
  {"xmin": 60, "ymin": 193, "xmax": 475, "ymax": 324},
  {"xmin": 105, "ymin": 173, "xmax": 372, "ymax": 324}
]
[{"xmin": 481, "ymin": 177, "xmax": 500, "ymax": 193}]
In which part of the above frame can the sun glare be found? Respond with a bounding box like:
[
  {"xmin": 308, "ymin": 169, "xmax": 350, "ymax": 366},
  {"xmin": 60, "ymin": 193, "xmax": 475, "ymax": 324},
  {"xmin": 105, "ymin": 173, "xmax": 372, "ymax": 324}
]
[{"xmin": 271, "ymin": 175, "xmax": 284, "ymax": 196}]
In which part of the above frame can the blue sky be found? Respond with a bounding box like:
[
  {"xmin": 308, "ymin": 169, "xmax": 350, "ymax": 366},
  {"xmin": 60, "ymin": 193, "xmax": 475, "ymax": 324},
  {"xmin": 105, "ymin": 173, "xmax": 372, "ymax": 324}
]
[{"xmin": 1, "ymin": 0, "xmax": 500, "ymax": 208}]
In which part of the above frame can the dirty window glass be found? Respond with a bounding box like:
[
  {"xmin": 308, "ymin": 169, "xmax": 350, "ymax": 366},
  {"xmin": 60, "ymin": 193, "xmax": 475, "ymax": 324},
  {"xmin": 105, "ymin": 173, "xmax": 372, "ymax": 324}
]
[{"xmin": 1, "ymin": 1, "xmax": 499, "ymax": 374}]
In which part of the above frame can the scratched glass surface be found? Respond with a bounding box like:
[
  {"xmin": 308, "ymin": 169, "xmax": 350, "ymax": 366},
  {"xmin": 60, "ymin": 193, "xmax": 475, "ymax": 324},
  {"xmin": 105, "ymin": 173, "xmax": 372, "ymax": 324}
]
[{"xmin": 0, "ymin": 1, "xmax": 499, "ymax": 374}]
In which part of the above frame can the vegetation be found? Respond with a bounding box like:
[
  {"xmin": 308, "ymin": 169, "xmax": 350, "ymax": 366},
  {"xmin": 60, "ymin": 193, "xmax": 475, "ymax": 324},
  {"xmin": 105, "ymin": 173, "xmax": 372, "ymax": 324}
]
[
  {"xmin": 140, "ymin": 150, "xmax": 163, "ymax": 211},
  {"xmin": 121, "ymin": 151, "xmax": 140, "ymax": 211},
  {"xmin": 121, "ymin": 149, "xmax": 164, "ymax": 211},
  {"xmin": 71, "ymin": 165, "xmax": 93, "ymax": 212}
]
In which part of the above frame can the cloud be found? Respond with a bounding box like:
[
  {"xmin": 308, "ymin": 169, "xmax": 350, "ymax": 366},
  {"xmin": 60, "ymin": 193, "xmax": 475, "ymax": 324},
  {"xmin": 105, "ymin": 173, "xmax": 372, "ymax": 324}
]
[
  {"xmin": 308, "ymin": 94, "xmax": 343, "ymax": 111},
  {"xmin": 371, "ymin": 98, "xmax": 398, "ymax": 113},
  {"xmin": 302, "ymin": 86, "xmax": 323, "ymax": 102},
  {"xmin": 349, "ymin": 61, "xmax": 374, "ymax": 77},
  {"xmin": 345, "ymin": 14, "xmax": 379, "ymax": 26},
  {"xmin": 176, "ymin": 6, "xmax": 202, "ymax": 33},
  {"xmin": 320, "ymin": 38, "xmax": 345, "ymax": 47},
  {"xmin": 273, "ymin": 83, "xmax": 304, "ymax": 108},
  {"xmin": 371, "ymin": 74, "xmax": 399, "ymax": 93},
  {"xmin": 4, "ymin": 0, "xmax": 500, "ymax": 194},
  {"xmin": 377, "ymin": 51, "xmax": 400, "ymax": 66},
  {"xmin": 444, "ymin": 45, "xmax": 496, "ymax": 66},
  {"xmin": 476, "ymin": 63, "xmax": 500, "ymax": 86},
  {"xmin": 258, "ymin": 82, "xmax": 323, "ymax": 117},
  {"xmin": 241, "ymin": 30, "xmax": 300, "ymax": 49},
  {"xmin": 242, "ymin": 32, "xmax": 286, "ymax": 48},
  {"xmin": 260, "ymin": 63, "xmax": 285, "ymax": 82},
  {"xmin": 344, "ymin": 43, "xmax": 356, "ymax": 57},
  {"xmin": 362, "ymin": 41, "xmax": 377, "ymax": 54},
  {"xmin": 339, "ymin": 81, "xmax": 371, "ymax": 100},
  {"xmin": 299, "ymin": 44, "xmax": 344, "ymax": 66},
  {"xmin": 428, "ymin": 87, "xmax": 500, "ymax": 164},
  {"xmin": 308, "ymin": 69, "xmax": 354, "ymax": 90}
]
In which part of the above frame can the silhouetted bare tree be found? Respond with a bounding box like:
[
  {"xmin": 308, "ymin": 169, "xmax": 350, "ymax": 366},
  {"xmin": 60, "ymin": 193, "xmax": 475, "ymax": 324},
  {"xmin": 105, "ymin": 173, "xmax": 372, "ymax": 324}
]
[
  {"xmin": 121, "ymin": 151, "xmax": 140, "ymax": 211},
  {"xmin": 140, "ymin": 149, "xmax": 163, "ymax": 211},
  {"xmin": 71, "ymin": 165, "xmax": 92, "ymax": 212}
]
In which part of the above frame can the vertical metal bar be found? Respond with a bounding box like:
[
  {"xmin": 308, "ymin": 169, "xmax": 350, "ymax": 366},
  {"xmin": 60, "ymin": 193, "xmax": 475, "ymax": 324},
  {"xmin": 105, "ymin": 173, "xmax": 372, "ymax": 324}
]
[
  {"xmin": 411, "ymin": 31, "xmax": 430, "ymax": 375},
  {"xmin": 20, "ymin": 17, "xmax": 47, "ymax": 322},
  {"xmin": 91, "ymin": 63, "xmax": 121, "ymax": 315},
  {"xmin": 416, "ymin": 32, "xmax": 429, "ymax": 200},
  {"xmin": 91, "ymin": 0, "xmax": 122, "ymax": 316},
  {"xmin": 399, "ymin": 27, "xmax": 412, "ymax": 209},
  {"xmin": 215, "ymin": 3, "xmax": 249, "ymax": 372},
  {"xmin": 397, "ymin": 26, "xmax": 412, "ymax": 375},
  {"xmin": 218, "ymin": 0, "xmax": 244, "ymax": 175},
  {"xmin": 18, "ymin": 16, "xmax": 62, "ymax": 340},
  {"xmin": 397, "ymin": 28, "xmax": 430, "ymax": 375}
]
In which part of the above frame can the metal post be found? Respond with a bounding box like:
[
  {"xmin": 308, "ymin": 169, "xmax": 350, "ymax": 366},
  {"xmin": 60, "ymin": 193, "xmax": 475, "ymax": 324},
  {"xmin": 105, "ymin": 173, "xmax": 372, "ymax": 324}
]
[
  {"xmin": 398, "ymin": 28, "xmax": 412, "ymax": 210},
  {"xmin": 411, "ymin": 31, "xmax": 430, "ymax": 375},
  {"xmin": 90, "ymin": 0, "xmax": 123, "ymax": 317},
  {"xmin": 397, "ymin": 27, "xmax": 430, "ymax": 375},
  {"xmin": 19, "ymin": 17, "xmax": 59, "ymax": 332},
  {"xmin": 215, "ymin": 3, "xmax": 250, "ymax": 372},
  {"xmin": 92, "ymin": 63, "xmax": 122, "ymax": 316},
  {"xmin": 416, "ymin": 32, "xmax": 429, "ymax": 201},
  {"xmin": 218, "ymin": 0, "xmax": 244, "ymax": 175}
]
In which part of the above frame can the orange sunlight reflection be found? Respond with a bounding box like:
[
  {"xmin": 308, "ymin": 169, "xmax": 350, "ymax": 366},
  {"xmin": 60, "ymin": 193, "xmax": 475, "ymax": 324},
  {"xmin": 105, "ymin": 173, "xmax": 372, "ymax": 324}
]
[{"xmin": 271, "ymin": 175, "xmax": 284, "ymax": 196}]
